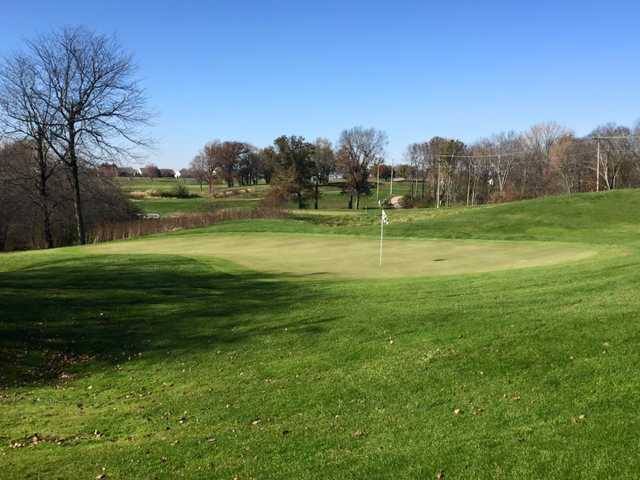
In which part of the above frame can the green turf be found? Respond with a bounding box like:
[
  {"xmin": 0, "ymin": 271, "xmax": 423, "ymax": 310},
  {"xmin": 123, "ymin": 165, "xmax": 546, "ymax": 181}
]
[
  {"xmin": 92, "ymin": 234, "xmax": 597, "ymax": 279},
  {"xmin": 2, "ymin": 189, "xmax": 640, "ymax": 479},
  {"xmin": 131, "ymin": 197, "xmax": 262, "ymax": 216}
]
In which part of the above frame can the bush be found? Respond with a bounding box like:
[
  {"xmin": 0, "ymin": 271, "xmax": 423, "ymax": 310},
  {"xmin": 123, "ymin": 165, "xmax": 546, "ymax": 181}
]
[
  {"xmin": 148, "ymin": 184, "xmax": 195, "ymax": 198},
  {"xmin": 400, "ymin": 195, "xmax": 415, "ymax": 208},
  {"xmin": 90, "ymin": 207, "xmax": 288, "ymax": 243},
  {"xmin": 172, "ymin": 183, "xmax": 191, "ymax": 198}
]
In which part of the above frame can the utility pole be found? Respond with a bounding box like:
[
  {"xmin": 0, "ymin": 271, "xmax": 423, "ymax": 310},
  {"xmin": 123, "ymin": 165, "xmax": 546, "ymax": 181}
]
[
  {"xmin": 596, "ymin": 138, "xmax": 600, "ymax": 192},
  {"xmin": 435, "ymin": 152, "xmax": 440, "ymax": 208}
]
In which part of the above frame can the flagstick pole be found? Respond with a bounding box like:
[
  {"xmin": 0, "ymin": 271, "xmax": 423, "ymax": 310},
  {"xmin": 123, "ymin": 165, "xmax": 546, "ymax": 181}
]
[{"xmin": 379, "ymin": 211, "xmax": 384, "ymax": 267}]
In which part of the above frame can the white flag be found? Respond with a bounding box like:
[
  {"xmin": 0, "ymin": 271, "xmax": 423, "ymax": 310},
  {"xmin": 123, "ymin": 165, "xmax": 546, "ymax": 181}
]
[{"xmin": 381, "ymin": 209, "xmax": 390, "ymax": 225}]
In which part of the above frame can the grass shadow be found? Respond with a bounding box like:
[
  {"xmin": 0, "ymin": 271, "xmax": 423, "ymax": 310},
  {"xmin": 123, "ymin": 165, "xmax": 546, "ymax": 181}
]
[{"xmin": 0, "ymin": 254, "xmax": 331, "ymax": 387}]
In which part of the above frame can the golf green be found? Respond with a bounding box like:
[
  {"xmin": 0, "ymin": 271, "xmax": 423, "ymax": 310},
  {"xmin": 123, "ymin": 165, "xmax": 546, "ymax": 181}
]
[{"xmin": 91, "ymin": 233, "xmax": 598, "ymax": 279}]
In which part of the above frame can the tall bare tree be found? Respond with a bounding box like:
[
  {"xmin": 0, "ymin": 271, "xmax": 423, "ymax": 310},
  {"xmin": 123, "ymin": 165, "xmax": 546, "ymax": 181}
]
[
  {"xmin": 21, "ymin": 27, "xmax": 151, "ymax": 244},
  {"xmin": 521, "ymin": 122, "xmax": 571, "ymax": 196},
  {"xmin": 0, "ymin": 53, "xmax": 60, "ymax": 247}
]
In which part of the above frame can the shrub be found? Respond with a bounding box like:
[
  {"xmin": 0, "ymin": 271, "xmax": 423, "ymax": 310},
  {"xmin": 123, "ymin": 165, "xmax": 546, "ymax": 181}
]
[
  {"xmin": 172, "ymin": 183, "xmax": 191, "ymax": 198},
  {"xmin": 149, "ymin": 184, "xmax": 195, "ymax": 198},
  {"xmin": 89, "ymin": 207, "xmax": 288, "ymax": 243}
]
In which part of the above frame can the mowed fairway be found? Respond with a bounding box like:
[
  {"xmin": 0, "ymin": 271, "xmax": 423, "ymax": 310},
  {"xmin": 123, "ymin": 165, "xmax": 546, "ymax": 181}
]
[
  {"xmin": 92, "ymin": 234, "xmax": 597, "ymax": 279},
  {"xmin": 2, "ymin": 190, "xmax": 640, "ymax": 479}
]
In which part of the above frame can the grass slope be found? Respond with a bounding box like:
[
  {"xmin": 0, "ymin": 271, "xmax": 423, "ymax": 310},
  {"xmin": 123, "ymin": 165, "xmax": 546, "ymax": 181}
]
[{"xmin": 1, "ymin": 190, "xmax": 640, "ymax": 479}]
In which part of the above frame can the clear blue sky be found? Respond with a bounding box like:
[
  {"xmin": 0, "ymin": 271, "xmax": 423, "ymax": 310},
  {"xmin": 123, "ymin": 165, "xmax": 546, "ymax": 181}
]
[{"xmin": 2, "ymin": 0, "xmax": 639, "ymax": 169}]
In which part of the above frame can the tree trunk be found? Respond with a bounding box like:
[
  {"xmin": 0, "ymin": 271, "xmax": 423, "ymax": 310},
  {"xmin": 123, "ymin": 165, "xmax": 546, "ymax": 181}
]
[
  {"xmin": 37, "ymin": 143, "xmax": 54, "ymax": 249},
  {"xmin": 66, "ymin": 125, "xmax": 87, "ymax": 245},
  {"xmin": 314, "ymin": 179, "xmax": 319, "ymax": 210},
  {"xmin": 356, "ymin": 193, "xmax": 360, "ymax": 209},
  {"xmin": 70, "ymin": 159, "xmax": 86, "ymax": 245},
  {"xmin": 42, "ymin": 204, "xmax": 54, "ymax": 249},
  {"xmin": 348, "ymin": 194, "xmax": 353, "ymax": 209}
]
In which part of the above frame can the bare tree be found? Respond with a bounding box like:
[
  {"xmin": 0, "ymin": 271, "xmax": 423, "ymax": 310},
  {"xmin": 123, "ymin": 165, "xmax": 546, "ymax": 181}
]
[
  {"xmin": 336, "ymin": 127, "xmax": 387, "ymax": 209},
  {"xmin": 313, "ymin": 138, "xmax": 336, "ymax": 184},
  {"xmin": 0, "ymin": 53, "xmax": 61, "ymax": 247},
  {"xmin": 549, "ymin": 134, "xmax": 591, "ymax": 193},
  {"xmin": 487, "ymin": 131, "xmax": 521, "ymax": 199},
  {"xmin": 590, "ymin": 124, "xmax": 638, "ymax": 190},
  {"xmin": 22, "ymin": 27, "xmax": 151, "ymax": 244},
  {"xmin": 201, "ymin": 141, "xmax": 223, "ymax": 194},
  {"xmin": 406, "ymin": 142, "xmax": 431, "ymax": 200},
  {"xmin": 521, "ymin": 122, "xmax": 571, "ymax": 196}
]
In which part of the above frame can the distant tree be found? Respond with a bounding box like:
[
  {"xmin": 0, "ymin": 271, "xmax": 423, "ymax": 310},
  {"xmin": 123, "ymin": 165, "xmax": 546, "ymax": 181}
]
[
  {"xmin": 259, "ymin": 146, "xmax": 278, "ymax": 184},
  {"xmin": 438, "ymin": 139, "xmax": 466, "ymax": 207},
  {"xmin": 549, "ymin": 134, "xmax": 591, "ymax": 193},
  {"xmin": 520, "ymin": 122, "xmax": 571, "ymax": 196},
  {"xmin": 238, "ymin": 147, "xmax": 262, "ymax": 186},
  {"xmin": 312, "ymin": 138, "xmax": 336, "ymax": 184},
  {"xmin": 377, "ymin": 163, "xmax": 392, "ymax": 180},
  {"xmin": 217, "ymin": 141, "xmax": 249, "ymax": 187},
  {"xmin": 97, "ymin": 163, "xmax": 118, "ymax": 177},
  {"xmin": 141, "ymin": 164, "xmax": 161, "ymax": 178},
  {"xmin": 336, "ymin": 127, "xmax": 387, "ymax": 209},
  {"xmin": 487, "ymin": 131, "xmax": 521, "ymax": 199},
  {"xmin": 309, "ymin": 138, "xmax": 336, "ymax": 209},
  {"xmin": 405, "ymin": 142, "xmax": 431, "ymax": 200},
  {"xmin": 270, "ymin": 135, "xmax": 316, "ymax": 208},
  {"xmin": 590, "ymin": 124, "xmax": 638, "ymax": 190}
]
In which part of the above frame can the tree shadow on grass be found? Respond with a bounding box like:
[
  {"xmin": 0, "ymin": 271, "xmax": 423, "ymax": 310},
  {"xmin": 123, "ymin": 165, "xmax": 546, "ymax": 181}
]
[{"xmin": 0, "ymin": 254, "xmax": 333, "ymax": 387}]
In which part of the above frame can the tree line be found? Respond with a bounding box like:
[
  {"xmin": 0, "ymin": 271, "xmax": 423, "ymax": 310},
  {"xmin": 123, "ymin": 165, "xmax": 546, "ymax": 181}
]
[
  {"xmin": 189, "ymin": 126, "xmax": 386, "ymax": 209},
  {"xmin": 0, "ymin": 26, "xmax": 150, "ymax": 250},
  {"xmin": 190, "ymin": 120, "xmax": 640, "ymax": 210},
  {"xmin": 402, "ymin": 121, "xmax": 640, "ymax": 207}
]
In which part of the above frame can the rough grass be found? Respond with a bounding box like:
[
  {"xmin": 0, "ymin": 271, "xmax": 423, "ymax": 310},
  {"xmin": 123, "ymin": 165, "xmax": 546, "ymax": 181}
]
[{"xmin": 1, "ymin": 189, "xmax": 640, "ymax": 479}]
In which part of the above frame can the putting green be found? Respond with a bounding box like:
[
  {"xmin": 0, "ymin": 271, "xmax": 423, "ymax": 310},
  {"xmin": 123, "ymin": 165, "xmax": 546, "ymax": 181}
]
[{"xmin": 91, "ymin": 233, "xmax": 598, "ymax": 279}]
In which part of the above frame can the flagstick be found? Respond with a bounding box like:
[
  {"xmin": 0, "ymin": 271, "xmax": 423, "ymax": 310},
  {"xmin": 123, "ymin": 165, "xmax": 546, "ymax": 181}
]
[
  {"xmin": 379, "ymin": 210, "xmax": 384, "ymax": 267},
  {"xmin": 390, "ymin": 160, "xmax": 394, "ymax": 197}
]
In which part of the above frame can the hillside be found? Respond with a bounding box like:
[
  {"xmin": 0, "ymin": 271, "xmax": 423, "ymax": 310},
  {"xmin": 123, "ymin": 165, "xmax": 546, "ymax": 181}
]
[{"xmin": 1, "ymin": 190, "xmax": 640, "ymax": 479}]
